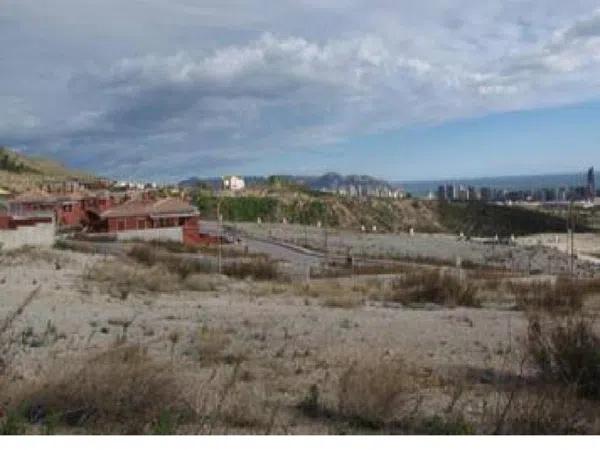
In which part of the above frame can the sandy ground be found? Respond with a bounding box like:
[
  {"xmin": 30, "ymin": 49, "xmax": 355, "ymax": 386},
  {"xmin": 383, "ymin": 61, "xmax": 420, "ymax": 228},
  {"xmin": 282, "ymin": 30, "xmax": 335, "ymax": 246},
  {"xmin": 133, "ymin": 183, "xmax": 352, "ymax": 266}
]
[{"xmin": 0, "ymin": 247, "xmax": 542, "ymax": 433}]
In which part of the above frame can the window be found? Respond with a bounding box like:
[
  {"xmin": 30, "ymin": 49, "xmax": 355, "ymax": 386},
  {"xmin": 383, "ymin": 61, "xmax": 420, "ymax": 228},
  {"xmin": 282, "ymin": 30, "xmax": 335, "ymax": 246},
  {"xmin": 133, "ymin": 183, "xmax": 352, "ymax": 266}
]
[
  {"xmin": 118, "ymin": 220, "xmax": 125, "ymax": 231},
  {"xmin": 138, "ymin": 219, "xmax": 145, "ymax": 229}
]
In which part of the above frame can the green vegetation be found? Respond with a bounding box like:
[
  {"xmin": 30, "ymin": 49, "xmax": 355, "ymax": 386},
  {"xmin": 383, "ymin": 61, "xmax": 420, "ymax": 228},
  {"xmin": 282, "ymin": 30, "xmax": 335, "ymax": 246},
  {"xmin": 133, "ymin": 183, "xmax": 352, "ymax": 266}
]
[
  {"xmin": 0, "ymin": 147, "xmax": 37, "ymax": 174},
  {"xmin": 194, "ymin": 194, "xmax": 279, "ymax": 222},
  {"xmin": 437, "ymin": 201, "xmax": 582, "ymax": 236},
  {"xmin": 0, "ymin": 146, "xmax": 97, "ymax": 193}
]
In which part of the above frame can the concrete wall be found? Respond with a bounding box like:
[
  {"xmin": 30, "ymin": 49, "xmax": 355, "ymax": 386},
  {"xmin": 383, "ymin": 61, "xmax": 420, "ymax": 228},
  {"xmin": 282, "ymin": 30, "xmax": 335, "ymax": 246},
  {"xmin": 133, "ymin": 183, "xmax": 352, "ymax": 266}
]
[
  {"xmin": 116, "ymin": 226, "xmax": 183, "ymax": 242},
  {"xmin": 0, "ymin": 222, "xmax": 56, "ymax": 251}
]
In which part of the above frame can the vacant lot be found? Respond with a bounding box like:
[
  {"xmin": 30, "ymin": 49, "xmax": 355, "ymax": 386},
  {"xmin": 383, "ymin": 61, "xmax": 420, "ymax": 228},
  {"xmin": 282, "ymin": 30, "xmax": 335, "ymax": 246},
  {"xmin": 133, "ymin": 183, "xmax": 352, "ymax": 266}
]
[
  {"xmin": 230, "ymin": 222, "xmax": 599, "ymax": 277},
  {"xmin": 2, "ymin": 246, "xmax": 600, "ymax": 434}
]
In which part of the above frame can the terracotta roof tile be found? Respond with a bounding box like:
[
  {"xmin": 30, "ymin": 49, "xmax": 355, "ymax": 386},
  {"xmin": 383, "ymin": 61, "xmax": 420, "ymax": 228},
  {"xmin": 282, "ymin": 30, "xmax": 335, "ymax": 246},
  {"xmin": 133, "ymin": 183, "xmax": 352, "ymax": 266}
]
[
  {"xmin": 10, "ymin": 190, "xmax": 57, "ymax": 203},
  {"xmin": 100, "ymin": 197, "xmax": 198, "ymax": 218}
]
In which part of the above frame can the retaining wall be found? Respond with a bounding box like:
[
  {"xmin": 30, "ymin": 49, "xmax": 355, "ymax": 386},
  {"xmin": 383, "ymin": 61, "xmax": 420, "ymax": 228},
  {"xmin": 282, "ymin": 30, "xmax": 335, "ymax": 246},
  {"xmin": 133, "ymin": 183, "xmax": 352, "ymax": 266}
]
[
  {"xmin": 115, "ymin": 227, "xmax": 183, "ymax": 242},
  {"xmin": 0, "ymin": 222, "xmax": 56, "ymax": 250}
]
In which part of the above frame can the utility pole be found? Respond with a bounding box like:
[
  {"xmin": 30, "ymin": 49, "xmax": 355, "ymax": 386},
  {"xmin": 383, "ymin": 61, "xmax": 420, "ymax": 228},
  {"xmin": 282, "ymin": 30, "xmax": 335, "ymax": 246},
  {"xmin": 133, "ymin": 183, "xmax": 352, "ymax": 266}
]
[
  {"xmin": 217, "ymin": 199, "xmax": 222, "ymax": 275},
  {"xmin": 567, "ymin": 200, "xmax": 575, "ymax": 278},
  {"xmin": 323, "ymin": 227, "xmax": 328, "ymax": 266},
  {"xmin": 571, "ymin": 203, "xmax": 575, "ymax": 277},
  {"xmin": 304, "ymin": 224, "xmax": 308, "ymax": 248}
]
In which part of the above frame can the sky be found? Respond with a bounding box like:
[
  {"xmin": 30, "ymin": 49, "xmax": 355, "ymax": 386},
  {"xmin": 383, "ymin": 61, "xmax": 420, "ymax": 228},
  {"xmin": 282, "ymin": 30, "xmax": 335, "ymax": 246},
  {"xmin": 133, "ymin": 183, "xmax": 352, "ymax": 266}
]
[{"xmin": 2, "ymin": 1, "xmax": 600, "ymax": 182}]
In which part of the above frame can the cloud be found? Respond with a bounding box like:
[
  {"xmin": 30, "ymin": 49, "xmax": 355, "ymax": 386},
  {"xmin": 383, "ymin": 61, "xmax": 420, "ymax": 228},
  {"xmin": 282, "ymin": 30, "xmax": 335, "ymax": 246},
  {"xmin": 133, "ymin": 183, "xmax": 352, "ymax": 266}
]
[{"xmin": 3, "ymin": 1, "xmax": 600, "ymax": 179}]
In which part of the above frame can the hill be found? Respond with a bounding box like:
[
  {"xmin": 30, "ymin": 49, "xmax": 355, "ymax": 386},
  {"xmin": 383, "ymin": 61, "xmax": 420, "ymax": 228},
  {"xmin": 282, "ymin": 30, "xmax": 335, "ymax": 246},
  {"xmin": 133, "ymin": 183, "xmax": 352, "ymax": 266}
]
[
  {"xmin": 0, "ymin": 146, "xmax": 97, "ymax": 193},
  {"xmin": 192, "ymin": 183, "xmax": 580, "ymax": 236},
  {"xmin": 194, "ymin": 187, "xmax": 442, "ymax": 232},
  {"xmin": 179, "ymin": 172, "xmax": 394, "ymax": 194}
]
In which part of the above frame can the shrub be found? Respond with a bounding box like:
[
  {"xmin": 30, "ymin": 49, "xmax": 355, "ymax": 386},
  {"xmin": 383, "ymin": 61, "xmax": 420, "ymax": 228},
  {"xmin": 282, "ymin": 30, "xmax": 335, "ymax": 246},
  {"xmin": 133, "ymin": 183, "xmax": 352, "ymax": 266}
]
[
  {"xmin": 164, "ymin": 257, "xmax": 214, "ymax": 279},
  {"xmin": 128, "ymin": 244, "xmax": 215, "ymax": 278},
  {"xmin": 511, "ymin": 277, "xmax": 583, "ymax": 312},
  {"xmin": 12, "ymin": 345, "xmax": 190, "ymax": 433},
  {"xmin": 333, "ymin": 358, "xmax": 419, "ymax": 429},
  {"xmin": 527, "ymin": 314, "xmax": 600, "ymax": 400},
  {"xmin": 223, "ymin": 259, "xmax": 279, "ymax": 281},
  {"xmin": 128, "ymin": 244, "xmax": 159, "ymax": 266},
  {"xmin": 390, "ymin": 270, "xmax": 480, "ymax": 308}
]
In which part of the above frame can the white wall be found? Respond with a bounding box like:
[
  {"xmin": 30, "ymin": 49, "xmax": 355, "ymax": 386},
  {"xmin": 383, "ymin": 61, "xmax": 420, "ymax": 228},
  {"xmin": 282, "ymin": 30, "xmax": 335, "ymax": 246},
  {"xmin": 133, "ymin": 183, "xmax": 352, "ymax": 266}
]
[
  {"xmin": 0, "ymin": 222, "xmax": 56, "ymax": 251},
  {"xmin": 116, "ymin": 226, "xmax": 183, "ymax": 242}
]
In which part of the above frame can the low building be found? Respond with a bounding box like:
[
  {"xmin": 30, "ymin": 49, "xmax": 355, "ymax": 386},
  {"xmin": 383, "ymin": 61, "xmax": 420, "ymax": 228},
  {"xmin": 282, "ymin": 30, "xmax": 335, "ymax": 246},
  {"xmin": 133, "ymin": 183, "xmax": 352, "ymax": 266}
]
[
  {"xmin": 8, "ymin": 191, "xmax": 57, "ymax": 217},
  {"xmin": 222, "ymin": 175, "xmax": 245, "ymax": 191},
  {"xmin": 96, "ymin": 197, "xmax": 209, "ymax": 245},
  {"xmin": 7, "ymin": 189, "xmax": 133, "ymax": 230}
]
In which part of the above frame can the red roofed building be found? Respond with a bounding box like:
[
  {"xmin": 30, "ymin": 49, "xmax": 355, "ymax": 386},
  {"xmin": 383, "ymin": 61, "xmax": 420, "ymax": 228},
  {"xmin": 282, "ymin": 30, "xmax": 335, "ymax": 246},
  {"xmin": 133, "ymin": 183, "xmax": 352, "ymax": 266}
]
[
  {"xmin": 97, "ymin": 197, "xmax": 209, "ymax": 245},
  {"xmin": 8, "ymin": 191, "xmax": 57, "ymax": 217},
  {"xmin": 7, "ymin": 189, "xmax": 128, "ymax": 230}
]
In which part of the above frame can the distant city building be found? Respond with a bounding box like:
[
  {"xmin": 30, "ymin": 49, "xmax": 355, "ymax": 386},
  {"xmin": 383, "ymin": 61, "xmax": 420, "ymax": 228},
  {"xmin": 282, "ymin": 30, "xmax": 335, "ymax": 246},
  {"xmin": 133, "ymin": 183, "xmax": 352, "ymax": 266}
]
[
  {"xmin": 437, "ymin": 185, "xmax": 448, "ymax": 201},
  {"xmin": 587, "ymin": 166, "xmax": 595, "ymax": 201},
  {"xmin": 222, "ymin": 175, "xmax": 245, "ymax": 191},
  {"xmin": 480, "ymin": 187, "xmax": 491, "ymax": 202}
]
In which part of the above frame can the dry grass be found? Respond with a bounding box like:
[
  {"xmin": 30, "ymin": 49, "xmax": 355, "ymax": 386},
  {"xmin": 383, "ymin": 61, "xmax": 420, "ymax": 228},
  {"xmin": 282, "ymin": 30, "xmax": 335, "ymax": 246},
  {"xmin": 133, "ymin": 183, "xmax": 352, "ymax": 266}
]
[
  {"xmin": 183, "ymin": 273, "xmax": 221, "ymax": 292},
  {"xmin": 186, "ymin": 327, "xmax": 232, "ymax": 364},
  {"xmin": 309, "ymin": 261, "xmax": 411, "ymax": 279},
  {"xmin": 84, "ymin": 261, "xmax": 179, "ymax": 297},
  {"xmin": 1, "ymin": 246, "xmax": 72, "ymax": 267},
  {"xmin": 131, "ymin": 238, "xmax": 267, "ymax": 259},
  {"xmin": 128, "ymin": 244, "xmax": 215, "ymax": 278},
  {"xmin": 334, "ymin": 358, "xmax": 420, "ymax": 428},
  {"xmin": 480, "ymin": 384, "xmax": 587, "ymax": 434},
  {"xmin": 294, "ymin": 279, "xmax": 364, "ymax": 308},
  {"xmin": 527, "ymin": 313, "xmax": 600, "ymax": 400},
  {"xmin": 321, "ymin": 296, "xmax": 364, "ymax": 308},
  {"xmin": 9, "ymin": 344, "xmax": 191, "ymax": 433},
  {"xmin": 217, "ymin": 384, "xmax": 271, "ymax": 429},
  {"xmin": 127, "ymin": 243, "xmax": 281, "ymax": 281},
  {"xmin": 85, "ymin": 253, "xmax": 228, "ymax": 297},
  {"xmin": 298, "ymin": 356, "xmax": 422, "ymax": 430}
]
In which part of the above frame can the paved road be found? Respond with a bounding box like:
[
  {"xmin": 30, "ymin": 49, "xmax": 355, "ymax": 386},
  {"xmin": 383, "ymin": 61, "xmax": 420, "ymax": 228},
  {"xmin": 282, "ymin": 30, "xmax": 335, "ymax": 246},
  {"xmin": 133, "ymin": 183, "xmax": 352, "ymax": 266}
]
[{"xmin": 202, "ymin": 220, "xmax": 324, "ymax": 268}]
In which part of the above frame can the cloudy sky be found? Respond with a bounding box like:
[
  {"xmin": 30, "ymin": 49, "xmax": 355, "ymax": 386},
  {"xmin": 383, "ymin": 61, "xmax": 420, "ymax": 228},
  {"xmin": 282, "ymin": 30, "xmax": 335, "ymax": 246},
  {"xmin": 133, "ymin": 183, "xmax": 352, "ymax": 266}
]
[{"xmin": 2, "ymin": 1, "xmax": 600, "ymax": 181}]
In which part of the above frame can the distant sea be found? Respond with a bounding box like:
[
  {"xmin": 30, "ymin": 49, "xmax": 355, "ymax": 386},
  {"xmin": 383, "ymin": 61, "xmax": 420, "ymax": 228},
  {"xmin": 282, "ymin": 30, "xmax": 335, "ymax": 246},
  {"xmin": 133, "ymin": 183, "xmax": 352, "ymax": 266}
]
[{"xmin": 393, "ymin": 172, "xmax": 592, "ymax": 198}]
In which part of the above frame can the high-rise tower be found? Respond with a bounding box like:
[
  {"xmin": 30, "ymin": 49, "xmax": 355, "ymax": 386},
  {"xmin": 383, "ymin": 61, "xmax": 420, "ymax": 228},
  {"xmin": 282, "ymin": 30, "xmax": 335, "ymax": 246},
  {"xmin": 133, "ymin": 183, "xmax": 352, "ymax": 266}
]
[{"xmin": 587, "ymin": 166, "xmax": 596, "ymax": 201}]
